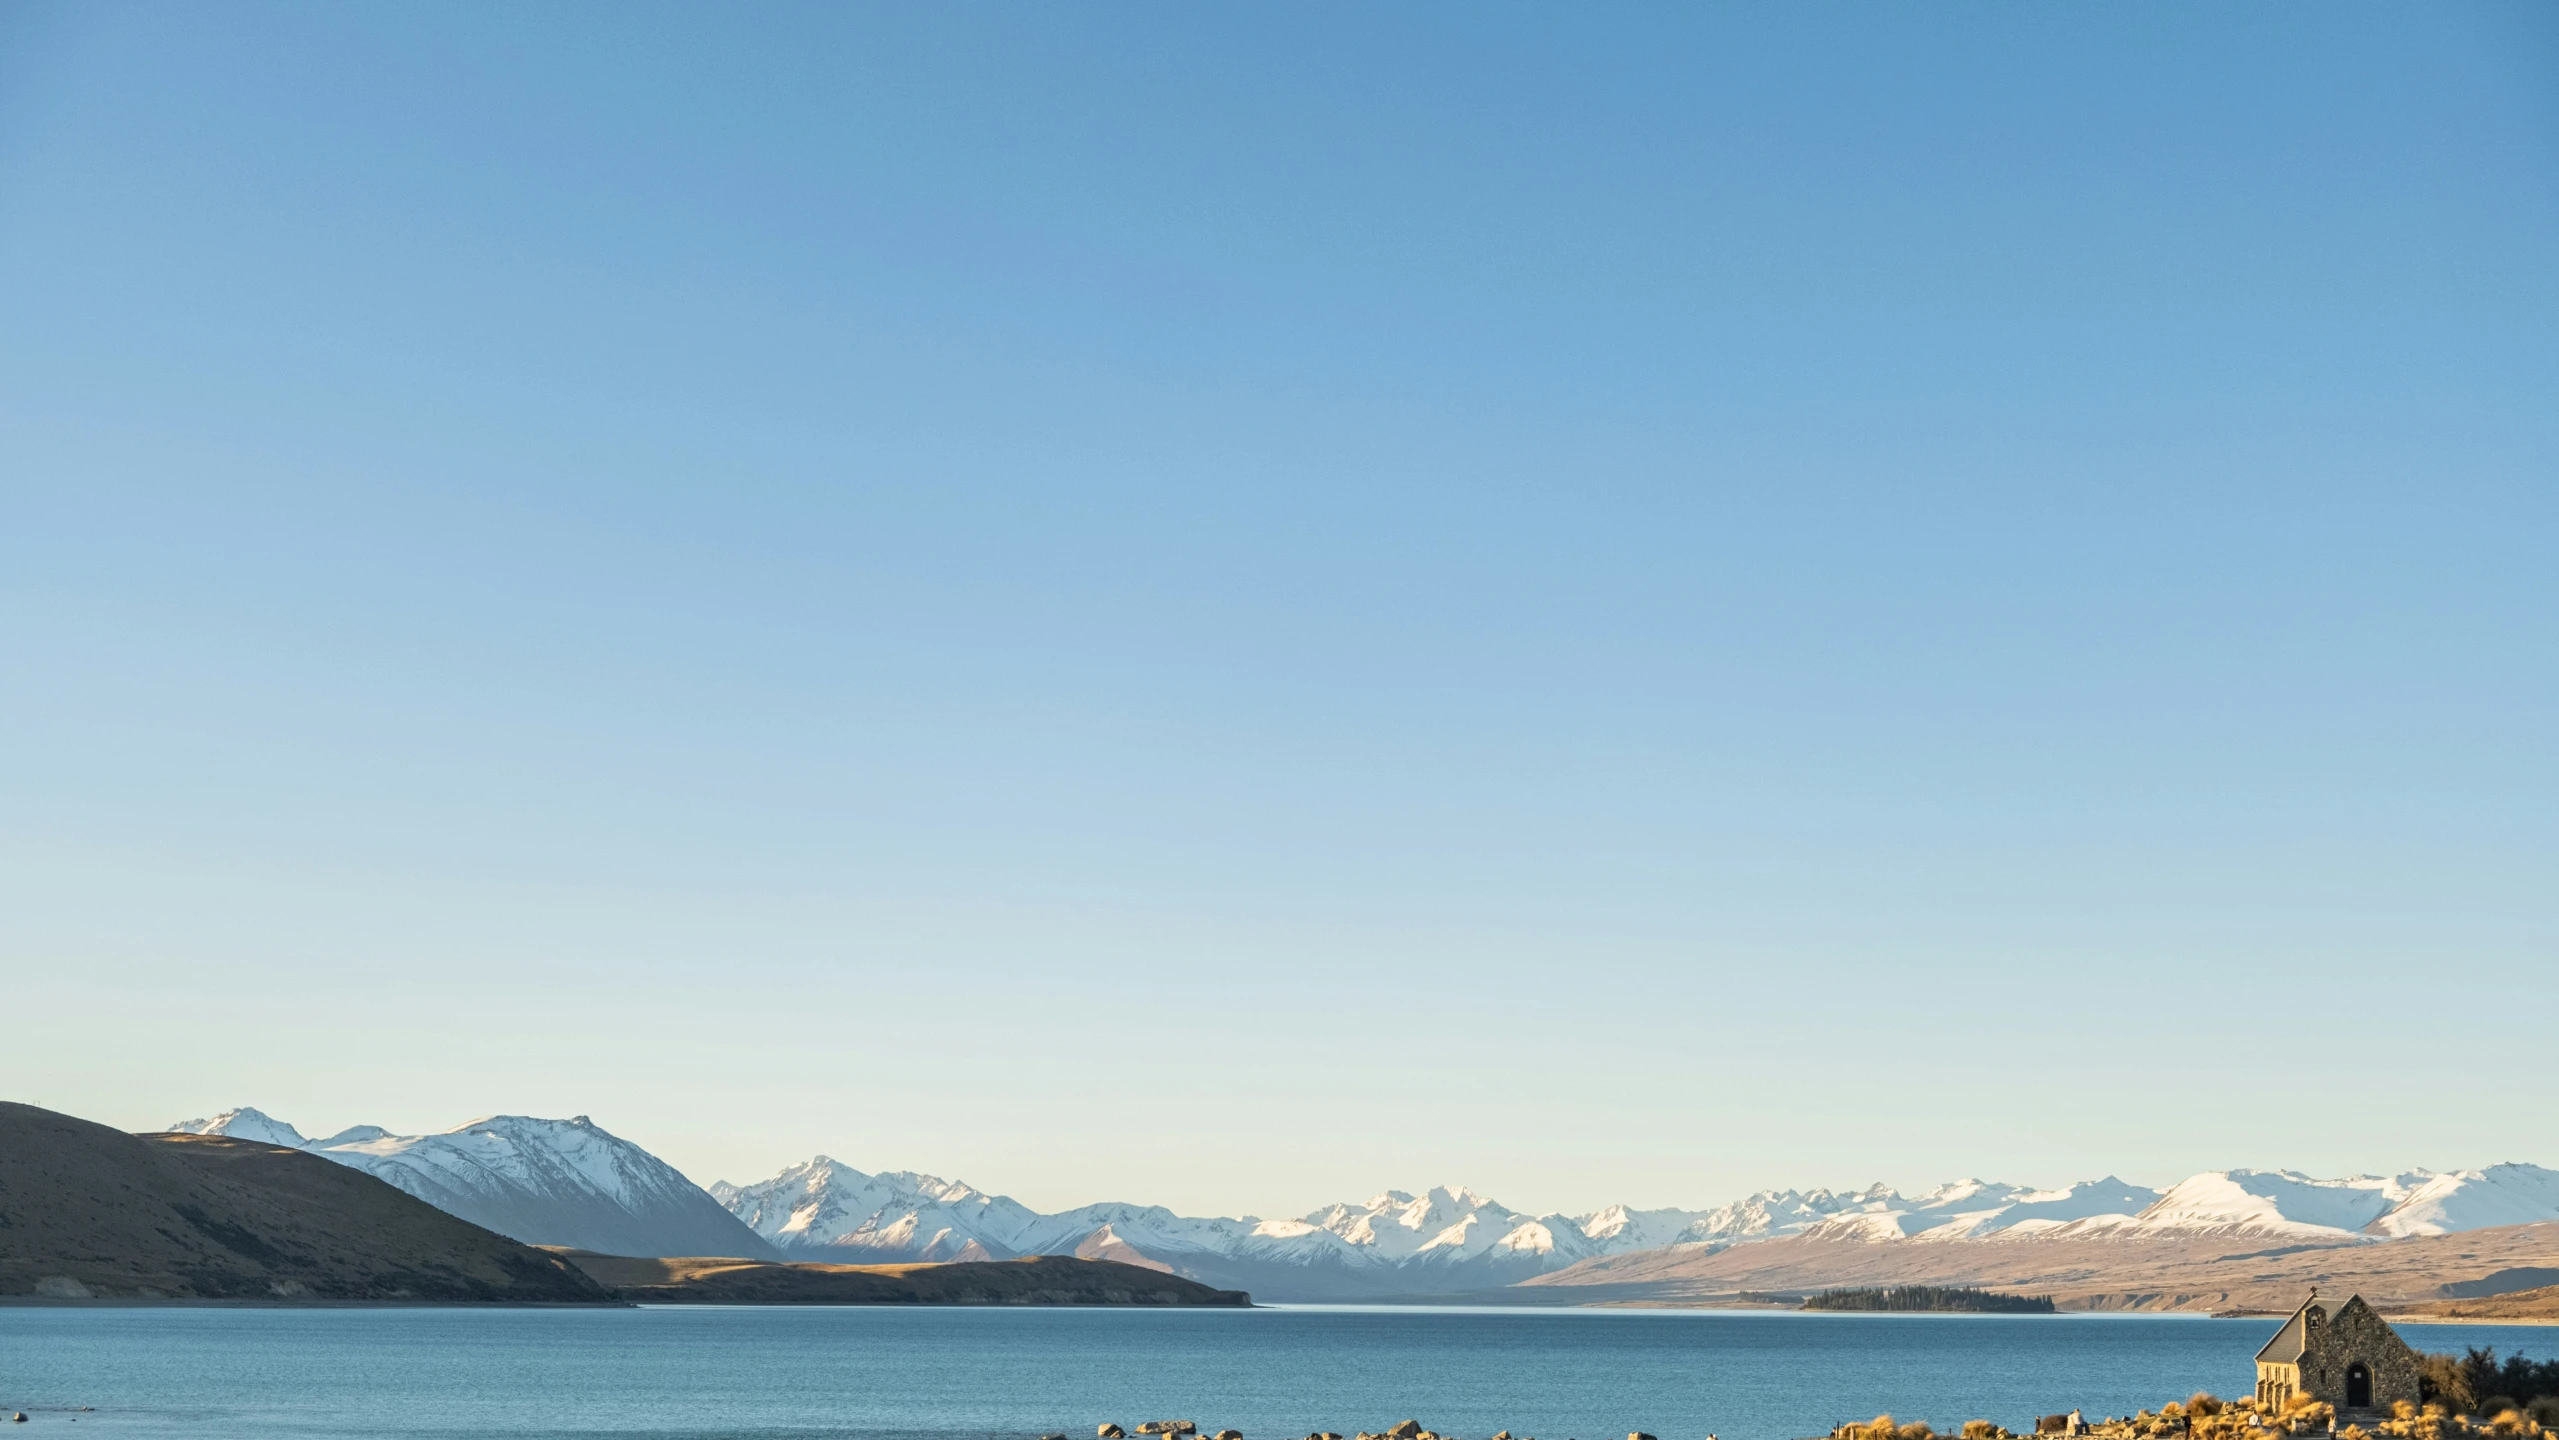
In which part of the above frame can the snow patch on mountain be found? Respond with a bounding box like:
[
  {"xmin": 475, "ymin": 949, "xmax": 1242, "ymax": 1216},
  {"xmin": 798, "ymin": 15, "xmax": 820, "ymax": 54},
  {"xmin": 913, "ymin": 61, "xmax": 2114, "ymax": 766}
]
[
  {"xmin": 169, "ymin": 1106, "xmax": 310, "ymax": 1150},
  {"xmin": 2082, "ymin": 1167, "xmax": 2559, "ymax": 1241},
  {"xmin": 1957, "ymin": 1178, "xmax": 2168, "ymax": 1236},
  {"xmin": 714, "ymin": 1157, "xmax": 1050, "ymax": 1262},
  {"xmin": 1578, "ymin": 1203, "xmax": 1708, "ymax": 1252},
  {"xmin": 2114, "ymin": 1169, "xmax": 2408, "ymax": 1238},
  {"xmin": 1666, "ymin": 1178, "xmax": 2165, "ymax": 1247},
  {"xmin": 2375, "ymin": 1165, "xmax": 2559, "ymax": 1238}
]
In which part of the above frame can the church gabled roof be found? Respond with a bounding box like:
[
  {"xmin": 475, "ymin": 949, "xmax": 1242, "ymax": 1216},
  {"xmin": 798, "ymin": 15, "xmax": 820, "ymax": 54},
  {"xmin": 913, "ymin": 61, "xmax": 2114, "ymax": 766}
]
[{"xmin": 2257, "ymin": 1303, "xmax": 2311, "ymax": 1364}]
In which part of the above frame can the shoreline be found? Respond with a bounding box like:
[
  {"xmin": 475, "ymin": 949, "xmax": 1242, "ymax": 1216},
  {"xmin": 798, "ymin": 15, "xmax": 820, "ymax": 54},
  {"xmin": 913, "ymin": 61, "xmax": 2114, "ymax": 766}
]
[{"xmin": 8, "ymin": 1294, "xmax": 2556, "ymax": 1323}]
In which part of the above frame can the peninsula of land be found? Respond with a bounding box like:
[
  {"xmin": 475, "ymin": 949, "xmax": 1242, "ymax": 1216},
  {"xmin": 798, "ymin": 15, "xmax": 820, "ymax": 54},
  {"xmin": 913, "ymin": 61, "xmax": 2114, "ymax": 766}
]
[{"xmin": 558, "ymin": 1250, "xmax": 1248, "ymax": 1305}]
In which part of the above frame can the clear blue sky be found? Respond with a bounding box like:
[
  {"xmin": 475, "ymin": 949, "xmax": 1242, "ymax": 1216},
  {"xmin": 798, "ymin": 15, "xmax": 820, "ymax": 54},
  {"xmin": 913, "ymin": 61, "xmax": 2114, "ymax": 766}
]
[{"xmin": 2, "ymin": 3, "xmax": 2552, "ymax": 1217}]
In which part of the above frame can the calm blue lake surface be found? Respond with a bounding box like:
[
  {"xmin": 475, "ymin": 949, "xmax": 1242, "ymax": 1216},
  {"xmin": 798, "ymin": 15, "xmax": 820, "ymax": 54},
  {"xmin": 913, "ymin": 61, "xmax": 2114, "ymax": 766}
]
[{"xmin": 3, "ymin": 1307, "xmax": 2551, "ymax": 1440}]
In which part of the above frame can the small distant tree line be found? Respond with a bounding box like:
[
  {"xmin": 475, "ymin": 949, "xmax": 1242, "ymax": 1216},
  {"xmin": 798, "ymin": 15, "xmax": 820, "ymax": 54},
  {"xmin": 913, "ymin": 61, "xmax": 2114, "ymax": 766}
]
[{"xmin": 1804, "ymin": 1285, "xmax": 2056, "ymax": 1314}]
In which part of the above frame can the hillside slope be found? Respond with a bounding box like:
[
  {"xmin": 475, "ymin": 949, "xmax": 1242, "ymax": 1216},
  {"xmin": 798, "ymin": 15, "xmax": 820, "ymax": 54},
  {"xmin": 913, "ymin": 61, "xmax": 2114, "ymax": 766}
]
[
  {"xmin": 1513, "ymin": 1221, "xmax": 2559, "ymax": 1312},
  {"xmin": 0, "ymin": 1103, "xmax": 611, "ymax": 1301}
]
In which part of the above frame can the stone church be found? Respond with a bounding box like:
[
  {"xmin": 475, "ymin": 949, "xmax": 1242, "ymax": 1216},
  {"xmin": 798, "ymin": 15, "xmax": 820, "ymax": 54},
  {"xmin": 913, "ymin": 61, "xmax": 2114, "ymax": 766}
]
[{"xmin": 2256, "ymin": 1292, "xmax": 2423, "ymax": 1414}]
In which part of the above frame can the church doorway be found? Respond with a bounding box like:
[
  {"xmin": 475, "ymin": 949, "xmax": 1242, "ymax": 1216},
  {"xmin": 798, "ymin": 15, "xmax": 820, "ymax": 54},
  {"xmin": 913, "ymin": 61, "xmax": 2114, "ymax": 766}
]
[{"xmin": 2347, "ymin": 1363, "xmax": 2373, "ymax": 1408}]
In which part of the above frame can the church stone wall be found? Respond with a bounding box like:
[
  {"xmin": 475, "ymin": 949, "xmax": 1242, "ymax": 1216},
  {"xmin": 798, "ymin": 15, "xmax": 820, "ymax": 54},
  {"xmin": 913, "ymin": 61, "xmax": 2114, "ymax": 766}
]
[{"xmin": 2302, "ymin": 1299, "xmax": 2423, "ymax": 1411}]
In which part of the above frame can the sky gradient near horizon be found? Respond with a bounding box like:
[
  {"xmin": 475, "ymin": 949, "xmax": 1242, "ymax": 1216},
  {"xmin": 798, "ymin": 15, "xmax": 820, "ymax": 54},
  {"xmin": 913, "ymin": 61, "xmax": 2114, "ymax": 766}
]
[{"xmin": 2, "ymin": 3, "xmax": 2555, "ymax": 1217}]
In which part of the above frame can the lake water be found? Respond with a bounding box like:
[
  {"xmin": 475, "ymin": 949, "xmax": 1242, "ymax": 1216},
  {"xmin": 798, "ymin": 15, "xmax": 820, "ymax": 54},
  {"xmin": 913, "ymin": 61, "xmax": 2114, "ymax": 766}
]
[{"xmin": 3, "ymin": 1306, "xmax": 2551, "ymax": 1440}]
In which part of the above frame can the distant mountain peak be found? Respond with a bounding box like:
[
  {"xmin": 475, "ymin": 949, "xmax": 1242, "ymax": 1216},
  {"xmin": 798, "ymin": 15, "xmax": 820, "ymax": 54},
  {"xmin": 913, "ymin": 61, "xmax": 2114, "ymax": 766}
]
[{"xmin": 169, "ymin": 1107, "xmax": 309, "ymax": 1149}]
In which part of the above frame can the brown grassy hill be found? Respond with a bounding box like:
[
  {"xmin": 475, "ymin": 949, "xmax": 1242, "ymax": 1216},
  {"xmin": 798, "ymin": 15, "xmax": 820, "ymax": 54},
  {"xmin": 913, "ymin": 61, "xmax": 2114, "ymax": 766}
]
[
  {"xmin": 561, "ymin": 1250, "xmax": 1252, "ymax": 1305},
  {"xmin": 0, "ymin": 1102, "xmax": 611, "ymax": 1301},
  {"xmin": 1513, "ymin": 1223, "xmax": 2559, "ymax": 1314}
]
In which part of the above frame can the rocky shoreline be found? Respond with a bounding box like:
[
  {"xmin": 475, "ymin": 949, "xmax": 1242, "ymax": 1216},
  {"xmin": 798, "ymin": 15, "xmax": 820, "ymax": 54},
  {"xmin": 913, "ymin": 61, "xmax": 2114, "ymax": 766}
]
[
  {"xmin": 1065, "ymin": 1392, "xmax": 2559, "ymax": 1440},
  {"xmin": 1816, "ymin": 1389, "xmax": 2559, "ymax": 1440}
]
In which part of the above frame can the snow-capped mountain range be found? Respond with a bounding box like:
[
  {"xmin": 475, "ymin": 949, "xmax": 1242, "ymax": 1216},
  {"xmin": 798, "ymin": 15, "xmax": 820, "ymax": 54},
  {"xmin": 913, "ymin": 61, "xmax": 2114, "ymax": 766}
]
[
  {"xmin": 163, "ymin": 1107, "xmax": 2559, "ymax": 1301},
  {"xmin": 166, "ymin": 1109, "xmax": 777, "ymax": 1261},
  {"xmin": 713, "ymin": 1159, "xmax": 2559, "ymax": 1300}
]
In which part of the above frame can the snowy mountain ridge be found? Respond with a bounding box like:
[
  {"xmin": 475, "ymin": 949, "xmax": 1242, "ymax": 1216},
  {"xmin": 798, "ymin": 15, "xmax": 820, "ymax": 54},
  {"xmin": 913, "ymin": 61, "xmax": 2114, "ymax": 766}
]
[{"xmin": 167, "ymin": 1107, "xmax": 777, "ymax": 1261}]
